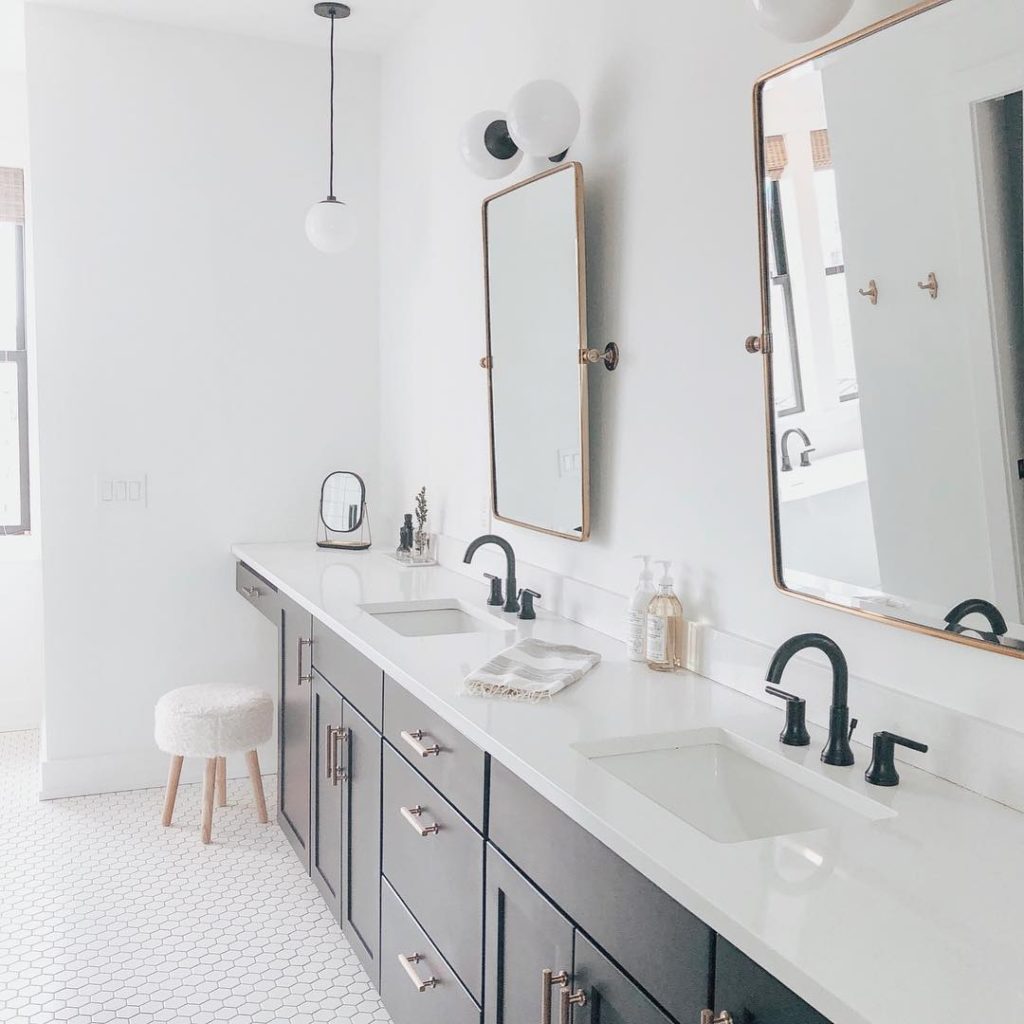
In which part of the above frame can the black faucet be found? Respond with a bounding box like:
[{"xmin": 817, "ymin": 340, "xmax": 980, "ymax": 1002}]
[
  {"xmin": 780, "ymin": 428, "xmax": 814, "ymax": 472},
  {"xmin": 464, "ymin": 534, "xmax": 519, "ymax": 614},
  {"xmin": 864, "ymin": 731, "xmax": 929, "ymax": 787},
  {"xmin": 944, "ymin": 598, "xmax": 1008, "ymax": 641},
  {"xmin": 765, "ymin": 634, "xmax": 855, "ymax": 767}
]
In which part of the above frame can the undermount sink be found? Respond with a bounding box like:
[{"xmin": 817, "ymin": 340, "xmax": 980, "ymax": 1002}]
[
  {"xmin": 360, "ymin": 599, "xmax": 515, "ymax": 638},
  {"xmin": 574, "ymin": 728, "xmax": 895, "ymax": 843}
]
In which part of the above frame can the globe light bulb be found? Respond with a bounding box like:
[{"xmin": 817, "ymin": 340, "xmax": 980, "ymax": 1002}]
[
  {"xmin": 459, "ymin": 110, "xmax": 524, "ymax": 179},
  {"xmin": 305, "ymin": 197, "xmax": 356, "ymax": 254},
  {"xmin": 750, "ymin": 0, "xmax": 854, "ymax": 42},
  {"xmin": 507, "ymin": 80, "xmax": 580, "ymax": 159}
]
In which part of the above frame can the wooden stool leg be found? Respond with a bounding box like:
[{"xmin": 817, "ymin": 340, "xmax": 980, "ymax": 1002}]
[
  {"xmin": 245, "ymin": 749, "xmax": 268, "ymax": 824},
  {"xmin": 162, "ymin": 755, "xmax": 184, "ymax": 826},
  {"xmin": 215, "ymin": 756, "xmax": 227, "ymax": 807},
  {"xmin": 201, "ymin": 757, "xmax": 217, "ymax": 844}
]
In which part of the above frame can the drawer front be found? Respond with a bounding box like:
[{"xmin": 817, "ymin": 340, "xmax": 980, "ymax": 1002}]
[
  {"xmin": 383, "ymin": 676, "xmax": 486, "ymax": 830},
  {"xmin": 489, "ymin": 759, "xmax": 713, "ymax": 1022},
  {"xmin": 312, "ymin": 620, "xmax": 383, "ymax": 730},
  {"xmin": 382, "ymin": 744, "xmax": 483, "ymax": 1001},
  {"xmin": 380, "ymin": 880, "xmax": 480, "ymax": 1024},
  {"xmin": 235, "ymin": 562, "xmax": 278, "ymax": 624}
]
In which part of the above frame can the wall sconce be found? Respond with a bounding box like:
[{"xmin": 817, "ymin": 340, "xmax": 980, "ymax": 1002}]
[
  {"xmin": 750, "ymin": 0, "xmax": 854, "ymax": 42},
  {"xmin": 460, "ymin": 80, "xmax": 580, "ymax": 180}
]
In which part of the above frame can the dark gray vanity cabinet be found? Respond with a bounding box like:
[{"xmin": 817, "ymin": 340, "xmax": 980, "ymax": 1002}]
[
  {"xmin": 573, "ymin": 933, "xmax": 675, "ymax": 1024},
  {"xmin": 713, "ymin": 938, "xmax": 830, "ymax": 1024},
  {"xmin": 279, "ymin": 594, "xmax": 313, "ymax": 867},
  {"xmin": 311, "ymin": 674, "xmax": 344, "ymax": 922}
]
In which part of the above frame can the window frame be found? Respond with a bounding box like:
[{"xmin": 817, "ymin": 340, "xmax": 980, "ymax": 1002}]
[
  {"xmin": 766, "ymin": 178, "xmax": 805, "ymax": 418},
  {"xmin": 1, "ymin": 221, "xmax": 30, "ymax": 535}
]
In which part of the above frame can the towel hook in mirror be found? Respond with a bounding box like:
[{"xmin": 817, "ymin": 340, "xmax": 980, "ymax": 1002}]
[
  {"xmin": 917, "ymin": 272, "xmax": 938, "ymax": 300},
  {"xmin": 858, "ymin": 280, "xmax": 879, "ymax": 305},
  {"xmin": 580, "ymin": 342, "xmax": 619, "ymax": 371}
]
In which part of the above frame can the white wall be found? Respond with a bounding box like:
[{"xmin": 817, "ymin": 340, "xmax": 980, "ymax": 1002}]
[
  {"xmin": 377, "ymin": 0, "xmax": 1024, "ymax": 742},
  {"xmin": 26, "ymin": 6, "xmax": 380, "ymax": 796}
]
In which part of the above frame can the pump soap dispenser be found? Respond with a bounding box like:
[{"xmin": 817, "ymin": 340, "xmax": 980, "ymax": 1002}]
[
  {"xmin": 627, "ymin": 556, "xmax": 656, "ymax": 662},
  {"xmin": 646, "ymin": 561, "xmax": 684, "ymax": 672}
]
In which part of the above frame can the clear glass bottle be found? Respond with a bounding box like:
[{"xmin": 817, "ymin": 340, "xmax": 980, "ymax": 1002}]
[{"xmin": 645, "ymin": 561, "xmax": 684, "ymax": 672}]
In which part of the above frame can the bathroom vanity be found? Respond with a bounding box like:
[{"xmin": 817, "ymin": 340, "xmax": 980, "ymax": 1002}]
[{"xmin": 232, "ymin": 543, "xmax": 1024, "ymax": 1024}]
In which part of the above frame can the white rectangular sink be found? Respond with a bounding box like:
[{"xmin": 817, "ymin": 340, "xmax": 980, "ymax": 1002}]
[
  {"xmin": 574, "ymin": 728, "xmax": 895, "ymax": 843},
  {"xmin": 361, "ymin": 599, "xmax": 515, "ymax": 638}
]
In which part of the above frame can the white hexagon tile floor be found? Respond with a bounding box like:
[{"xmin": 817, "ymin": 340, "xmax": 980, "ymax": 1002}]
[{"xmin": 0, "ymin": 730, "xmax": 393, "ymax": 1024}]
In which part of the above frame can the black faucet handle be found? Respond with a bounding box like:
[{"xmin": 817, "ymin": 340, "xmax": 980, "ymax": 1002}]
[
  {"xmin": 483, "ymin": 573, "xmax": 504, "ymax": 607},
  {"xmin": 518, "ymin": 588, "xmax": 541, "ymax": 621},
  {"xmin": 765, "ymin": 686, "xmax": 810, "ymax": 747},
  {"xmin": 865, "ymin": 731, "xmax": 929, "ymax": 787},
  {"xmin": 799, "ymin": 447, "xmax": 816, "ymax": 468}
]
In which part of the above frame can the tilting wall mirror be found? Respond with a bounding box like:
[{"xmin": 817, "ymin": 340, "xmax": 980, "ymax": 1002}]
[
  {"xmin": 751, "ymin": 0, "xmax": 1024, "ymax": 658},
  {"xmin": 481, "ymin": 161, "xmax": 617, "ymax": 542},
  {"xmin": 318, "ymin": 471, "xmax": 371, "ymax": 550}
]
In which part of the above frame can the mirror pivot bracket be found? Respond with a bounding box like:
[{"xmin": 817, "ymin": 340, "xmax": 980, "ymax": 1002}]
[{"xmin": 580, "ymin": 342, "xmax": 619, "ymax": 370}]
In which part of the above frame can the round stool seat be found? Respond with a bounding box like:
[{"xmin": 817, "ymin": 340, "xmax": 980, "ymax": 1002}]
[{"xmin": 155, "ymin": 684, "xmax": 273, "ymax": 759}]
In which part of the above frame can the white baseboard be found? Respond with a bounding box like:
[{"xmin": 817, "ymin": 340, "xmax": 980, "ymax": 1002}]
[
  {"xmin": 0, "ymin": 696, "xmax": 43, "ymax": 734},
  {"xmin": 40, "ymin": 740, "xmax": 277, "ymax": 801}
]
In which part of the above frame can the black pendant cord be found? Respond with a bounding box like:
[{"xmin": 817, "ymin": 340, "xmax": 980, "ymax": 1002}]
[{"xmin": 328, "ymin": 11, "xmax": 336, "ymax": 200}]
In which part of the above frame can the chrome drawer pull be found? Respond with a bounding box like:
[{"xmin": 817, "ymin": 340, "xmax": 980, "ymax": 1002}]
[
  {"xmin": 401, "ymin": 729, "xmax": 441, "ymax": 758},
  {"xmin": 400, "ymin": 804, "xmax": 441, "ymax": 837},
  {"xmin": 542, "ymin": 969, "xmax": 569, "ymax": 1024},
  {"xmin": 559, "ymin": 985, "xmax": 587, "ymax": 1024},
  {"xmin": 325, "ymin": 723, "xmax": 335, "ymax": 780},
  {"xmin": 243, "ymin": 584, "xmax": 262, "ymax": 599},
  {"xmin": 297, "ymin": 636, "xmax": 314, "ymax": 686},
  {"xmin": 398, "ymin": 952, "xmax": 438, "ymax": 992},
  {"xmin": 332, "ymin": 728, "xmax": 349, "ymax": 786},
  {"xmin": 700, "ymin": 1013, "xmax": 734, "ymax": 1024}
]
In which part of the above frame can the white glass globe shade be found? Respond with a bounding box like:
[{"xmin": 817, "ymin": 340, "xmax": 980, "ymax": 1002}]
[
  {"xmin": 305, "ymin": 198, "xmax": 356, "ymax": 254},
  {"xmin": 459, "ymin": 110, "xmax": 524, "ymax": 180},
  {"xmin": 507, "ymin": 80, "xmax": 580, "ymax": 158},
  {"xmin": 750, "ymin": 0, "xmax": 854, "ymax": 42}
]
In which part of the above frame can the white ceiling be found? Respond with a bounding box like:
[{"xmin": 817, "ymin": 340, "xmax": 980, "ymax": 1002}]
[{"xmin": 21, "ymin": 0, "xmax": 429, "ymax": 52}]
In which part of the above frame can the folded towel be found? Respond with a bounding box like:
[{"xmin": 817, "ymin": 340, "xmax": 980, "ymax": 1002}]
[{"xmin": 465, "ymin": 637, "xmax": 600, "ymax": 702}]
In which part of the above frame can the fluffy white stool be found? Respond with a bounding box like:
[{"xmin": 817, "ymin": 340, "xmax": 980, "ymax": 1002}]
[{"xmin": 154, "ymin": 684, "xmax": 274, "ymax": 844}]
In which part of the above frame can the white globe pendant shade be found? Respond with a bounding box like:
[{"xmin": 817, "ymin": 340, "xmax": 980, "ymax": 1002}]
[
  {"xmin": 459, "ymin": 110, "xmax": 524, "ymax": 179},
  {"xmin": 507, "ymin": 80, "xmax": 580, "ymax": 159},
  {"xmin": 750, "ymin": 0, "xmax": 855, "ymax": 42},
  {"xmin": 305, "ymin": 197, "xmax": 356, "ymax": 254}
]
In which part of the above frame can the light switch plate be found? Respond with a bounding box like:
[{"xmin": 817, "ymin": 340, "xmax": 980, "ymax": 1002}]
[{"xmin": 97, "ymin": 474, "xmax": 148, "ymax": 508}]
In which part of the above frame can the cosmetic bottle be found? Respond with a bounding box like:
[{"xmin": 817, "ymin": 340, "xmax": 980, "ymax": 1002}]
[
  {"xmin": 626, "ymin": 556, "xmax": 656, "ymax": 662},
  {"xmin": 646, "ymin": 561, "xmax": 684, "ymax": 672}
]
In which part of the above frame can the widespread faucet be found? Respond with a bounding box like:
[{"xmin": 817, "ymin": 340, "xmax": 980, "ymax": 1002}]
[
  {"xmin": 780, "ymin": 428, "xmax": 814, "ymax": 473},
  {"xmin": 765, "ymin": 633, "xmax": 855, "ymax": 766},
  {"xmin": 464, "ymin": 534, "xmax": 519, "ymax": 614}
]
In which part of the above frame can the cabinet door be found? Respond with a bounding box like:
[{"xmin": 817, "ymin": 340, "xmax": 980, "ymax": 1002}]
[
  {"xmin": 311, "ymin": 675, "xmax": 344, "ymax": 921},
  {"xmin": 279, "ymin": 595, "xmax": 313, "ymax": 868},
  {"xmin": 342, "ymin": 699, "xmax": 382, "ymax": 986},
  {"xmin": 713, "ymin": 938, "xmax": 831, "ymax": 1024},
  {"xmin": 571, "ymin": 933, "xmax": 674, "ymax": 1024},
  {"xmin": 485, "ymin": 845, "xmax": 574, "ymax": 1024}
]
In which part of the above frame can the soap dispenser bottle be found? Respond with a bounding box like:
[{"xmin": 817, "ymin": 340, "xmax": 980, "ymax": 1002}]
[
  {"xmin": 627, "ymin": 556, "xmax": 656, "ymax": 662},
  {"xmin": 646, "ymin": 561, "xmax": 684, "ymax": 672}
]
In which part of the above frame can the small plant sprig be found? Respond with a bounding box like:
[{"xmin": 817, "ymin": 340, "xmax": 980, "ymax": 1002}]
[{"xmin": 415, "ymin": 487, "xmax": 428, "ymax": 532}]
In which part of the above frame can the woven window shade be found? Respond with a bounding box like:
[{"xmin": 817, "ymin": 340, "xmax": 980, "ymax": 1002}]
[
  {"xmin": 0, "ymin": 167, "xmax": 25, "ymax": 224},
  {"xmin": 810, "ymin": 129, "xmax": 832, "ymax": 171},
  {"xmin": 764, "ymin": 135, "xmax": 788, "ymax": 180}
]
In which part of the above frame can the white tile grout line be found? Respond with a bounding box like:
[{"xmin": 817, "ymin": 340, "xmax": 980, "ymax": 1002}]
[{"xmin": 0, "ymin": 730, "xmax": 392, "ymax": 1024}]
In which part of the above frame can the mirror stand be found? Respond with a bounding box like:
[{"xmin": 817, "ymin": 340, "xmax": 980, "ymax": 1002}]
[{"xmin": 317, "ymin": 509, "xmax": 371, "ymax": 551}]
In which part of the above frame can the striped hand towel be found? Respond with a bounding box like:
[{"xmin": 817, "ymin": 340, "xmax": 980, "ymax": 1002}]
[{"xmin": 464, "ymin": 637, "xmax": 600, "ymax": 702}]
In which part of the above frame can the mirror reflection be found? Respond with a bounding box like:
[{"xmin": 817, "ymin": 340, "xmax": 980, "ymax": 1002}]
[
  {"xmin": 758, "ymin": 0, "xmax": 1024, "ymax": 652},
  {"xmin": 483, "ymin": 161, "xmax": 589, "ymax": 541}
]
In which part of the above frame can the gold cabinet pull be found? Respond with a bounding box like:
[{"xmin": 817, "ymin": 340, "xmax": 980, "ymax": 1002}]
[
  {"xmin": 559, "ymin": 985, "xmax": 587, "ymax": 1024},
  {"xmin": 398, "ymin": 952, "xmax": 438, "ymax": 992},
  {"xmin": 296, "ymin": 636, "xmax": 314, "ymax": 685},
  {"xmin": 401, "ymin": 729, "xmax": 441, "ymax": 758},
  {"xmin": 400, "ymin": 804, "xmax": 441, "ymax": 837},
  {"xmin": 917, "ymin": 272, "xmax": 938, "ymax": 300},
  {"xmin": 700, "ymin": 1012, "xmax": 734, "ymax": 1024},
  {"xmin": 858, "ymin": 280, "xmax": 879, "ymax": 305},
  {"xmin": 324, "ymin": 723, "xmax": 335, "ymax": 780},
  {"xmin": 541, "ymin": 969, "xmax": 569, "ymax": 1024},
  {"xmin": 331, "ymin": 727, "xmax": 349, "ymax": 786}
]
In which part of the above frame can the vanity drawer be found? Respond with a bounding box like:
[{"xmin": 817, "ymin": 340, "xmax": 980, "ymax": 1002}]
[
  {"xmin": 235, "ymin": 562, "xmax": 278, "ymax": 624},
  {"xmin": 488, "ymin": 758, "xmax": 713, "ymax": 1023},
  {"xmin": 382, "ymin": 743, "xmax": 483, "ymax": 1002},
  {"xmin": 384, "ymin": 676, "xmax": 486, "ymax": 831},
  {"xmin": 312, "ymin": 620, "xmax": 383, "ymax": 730},
  {"xmin": 380, "ymin": 879, "xmax": 480, "ymax": 1024}
]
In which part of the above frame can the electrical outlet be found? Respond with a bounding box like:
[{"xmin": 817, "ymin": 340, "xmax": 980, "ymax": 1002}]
[{"xmin": 97, "ymin": 475, "xmax": 148, "ymax": 508}]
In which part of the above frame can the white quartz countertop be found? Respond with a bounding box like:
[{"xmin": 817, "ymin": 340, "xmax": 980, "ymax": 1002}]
[{"xmin": 232, "ymin": 542, "xmax": 1024, "ymax": 1024}]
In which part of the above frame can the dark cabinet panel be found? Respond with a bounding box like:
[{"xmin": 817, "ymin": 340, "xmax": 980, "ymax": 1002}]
[
  {"xmin": 382, "ymin": 743, "xmax": 484, "ymax": 1002},
  {"xmin": 489, "ymin": 759, "xmax": 713, "ymax": 1021},
  {"xmin": 312, "ymin": 619, "xmax": 384, "ymax": 729},
  {"xmin": 311, "ymin": 675, "xmax": 344, "ymax": 921},
  {"xmin": 713, "ymin": 938, "xmax": 831, "ymax": 1024},
  {"xmin": 484, "ymin": 845, "xmax": 574, "ymax": 1024},
  {"xmin": 572, "ymin": 933, "xmax": 674, "ymax": 1024},
  {"xmin": 342, "ymin": 699, "xmax": 382, "ymax": 987},
  {"xmin": 279, "ymin": 595, "xmax": 313, "ymax": 868},
  {"xmin": 379, "ymin": 880, "xmax": 480, "ymax": 1024}
]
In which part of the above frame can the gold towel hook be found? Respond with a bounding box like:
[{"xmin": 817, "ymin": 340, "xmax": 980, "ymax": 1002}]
[
  {"xmin": 858, "ymin": 280, "xmax": 879, "ymax": 306},
  {"xmin": 917, "ymin": 272, "xmax": 939, "ymax": 300}
]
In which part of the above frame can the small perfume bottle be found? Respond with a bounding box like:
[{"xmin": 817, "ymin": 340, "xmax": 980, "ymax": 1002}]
[
  {"xmin": 645, "ymin": 561, "xmax": 684, "ymax": 672},
  {"xmin": 396, "ymin": 514, "xmax": 413, "ymax": 562}
]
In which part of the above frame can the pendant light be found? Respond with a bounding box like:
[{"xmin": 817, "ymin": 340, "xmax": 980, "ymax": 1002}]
[
  {"xmin": 305, "ymin": 2, "xmax": 357, "ymax": 254},
  {"xmin": 750, "ymin": 0, "xmax": 854, "ymax": 42}
]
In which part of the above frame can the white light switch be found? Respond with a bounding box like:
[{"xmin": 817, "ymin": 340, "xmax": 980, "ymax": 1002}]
[{"xmin": 97, "ymin": 475, "xmax": 148, "ymax": 508}]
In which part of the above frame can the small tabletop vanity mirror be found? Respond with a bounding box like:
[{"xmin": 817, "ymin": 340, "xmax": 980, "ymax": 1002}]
[
  {"xmin": 317, "ymin": 471, "xmax": 371, "ymax": 550},
  {"xmin": 481, "ymin": 161, "xmax": 615, "ymax": 542},
  {"xmin": 751, "ymin": 0, "xmax": 1024, "ymax": 657}
]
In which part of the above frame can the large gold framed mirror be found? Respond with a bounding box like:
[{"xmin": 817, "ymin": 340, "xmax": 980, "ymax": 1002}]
[{"xmin": 752, "ymin": 0, "xmax": 1024, "ymax": 658}]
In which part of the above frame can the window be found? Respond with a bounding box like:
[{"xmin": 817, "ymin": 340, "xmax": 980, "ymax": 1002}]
[
  {"xmin": 766, "ymin": 178, "xmax": 804, "ymax": 416},
  {"xmin": 0, "ymin": 167, "xmax": 29, "ymax": 535}
]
